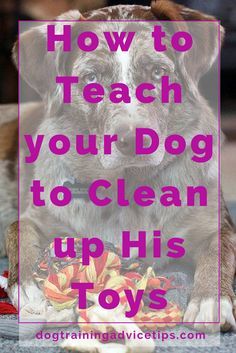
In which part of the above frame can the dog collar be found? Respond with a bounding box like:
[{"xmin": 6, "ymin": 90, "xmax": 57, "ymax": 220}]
[{"xmin": 63, "ymin": 180, "xmax": 90, "ymax": 200}]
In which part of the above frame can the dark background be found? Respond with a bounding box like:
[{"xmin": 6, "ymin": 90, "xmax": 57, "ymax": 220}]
[{"xmin": 0, "ymin": 0, "xmax": 236, "ymax": 139}]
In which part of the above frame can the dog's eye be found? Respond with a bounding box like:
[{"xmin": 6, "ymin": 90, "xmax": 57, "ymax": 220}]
[
  {"xmin": 84, "ymin": 72, "xmax": 98, "ymax": 84},
  {"xmin": 151, "ymin": 67, "xmax": 166, "ymax": 81}
]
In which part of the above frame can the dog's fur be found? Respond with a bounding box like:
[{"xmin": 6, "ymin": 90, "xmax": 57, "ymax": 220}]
[{"xmin": 0, "ymin": 0, "xmax": 236, "ymax": 346}]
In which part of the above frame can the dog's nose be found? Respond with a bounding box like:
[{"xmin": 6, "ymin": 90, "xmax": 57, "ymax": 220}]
[{"xmin": 115, "ymin": 125, "xmax": 136, "ymax": 156}]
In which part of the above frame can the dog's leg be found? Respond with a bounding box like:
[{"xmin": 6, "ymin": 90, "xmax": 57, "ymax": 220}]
[
  {"xmin": 5, "ymin": 220, "xmax": 47, "ymax": 320},
  {"xmin": 220, "ymin": 228, "xmax": 236, "ymax": 331},
  {"xmin": 184, "ymin": 227, "xmax": 236, "ymax": 332},
  {"xmin": 0, "ymin": 160, "xmax": 17, "ymax": 258}
]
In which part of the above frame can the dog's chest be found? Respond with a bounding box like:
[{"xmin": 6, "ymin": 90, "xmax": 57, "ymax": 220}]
[{"xmin": 64, "ymin": 197, "xmax": 171, "ymax": 247}]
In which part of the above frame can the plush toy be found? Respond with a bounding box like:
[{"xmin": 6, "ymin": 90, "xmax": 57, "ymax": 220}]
[{"xmin": 0, "ymin": 271, "xmax": 17, "ymax": 314}]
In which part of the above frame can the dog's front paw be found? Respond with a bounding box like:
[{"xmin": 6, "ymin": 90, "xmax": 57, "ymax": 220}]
[
  {"xmin": 184, "ymin": 296, "xmax": 236, "ymax": 332},
  {"xmin": 62, "ymin": 339, "xmax": 129, "ymax": 353},
  {"xmin": 220, "ymin": 296, "xmax": 236, "ymax": 332},
  {"xmin": 20, "ymin": 301, "xmax": 47, "ymax": 321},
  {"xmin": 8, "ymin": 281, "xmax": 47, "ymax": 321}
]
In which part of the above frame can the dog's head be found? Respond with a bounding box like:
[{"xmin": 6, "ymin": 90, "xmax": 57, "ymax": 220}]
[{"xmin": 14, "ymin": 0, "xmax": 223, "ymax": 177}]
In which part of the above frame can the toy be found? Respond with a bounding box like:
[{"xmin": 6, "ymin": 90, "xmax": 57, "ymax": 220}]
[{"xmin": 33, "ymin": 238, "xmax": 183, "ymax": 332}]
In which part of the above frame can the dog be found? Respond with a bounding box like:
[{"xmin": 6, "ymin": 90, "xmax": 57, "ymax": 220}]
[{"xmin": 0, "ymin": 0, "xmax": 236, "ymax": 346}]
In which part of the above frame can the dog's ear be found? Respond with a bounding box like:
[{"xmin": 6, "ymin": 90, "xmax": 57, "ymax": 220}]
[
  {"xmin": 178, "ymin": 3, "xmax": 224, "ymax": 83},
  {"xmin": 12, "ymin": 24, "xmax": 53, "ymax": 97},
  {"xmin": 12, "ymin": 10, "xmax": 85, "ymax": 98},
  {"xmin": 151, "ymin": 0, "xmax": 224, "ymax": 83}
]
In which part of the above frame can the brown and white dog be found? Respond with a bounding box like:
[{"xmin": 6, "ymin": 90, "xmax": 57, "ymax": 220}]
[{"xmin": 0, "ymin": 0, "xmax": 236, "ymax": 345}]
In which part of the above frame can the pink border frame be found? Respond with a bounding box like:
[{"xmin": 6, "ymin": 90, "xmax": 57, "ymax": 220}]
[{"xmin": 17, "ymin": 19, "xmax": 222, "ymax": 326}]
